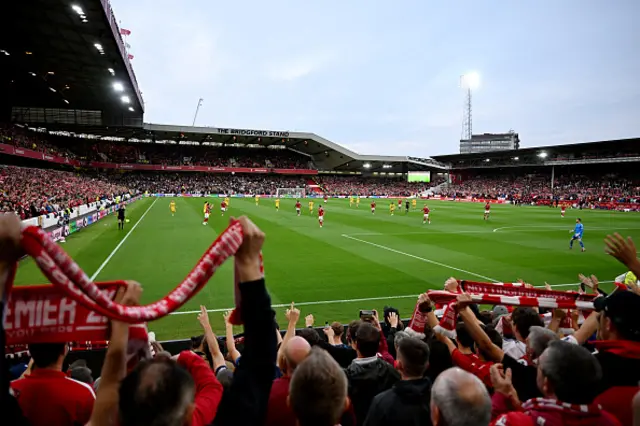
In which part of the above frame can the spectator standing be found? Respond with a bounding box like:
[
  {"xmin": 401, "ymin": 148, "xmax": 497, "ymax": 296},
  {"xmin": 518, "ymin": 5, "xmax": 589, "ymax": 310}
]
[
  {"xmin": 430, "ymin": 367, "xmax": 491, "ymax": 426},
  {"xmin": 345, "ymin": 321, "xmax": 400, "ymax": 426},
  {"xmin": 364, "ymin": 337, "xmax": 433, "ymax": 426},
  {"xmin": 11, "ymin": 343, "xmax": 96, "ymax": 426}
]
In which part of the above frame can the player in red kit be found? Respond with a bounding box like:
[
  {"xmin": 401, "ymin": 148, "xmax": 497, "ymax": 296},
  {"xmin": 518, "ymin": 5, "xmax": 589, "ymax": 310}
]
[
  {"xmin": 484, "ymin": 202, "xmax": 491, "ymax": 221},
  {"xmin": 398, "ymin": 199, "xmax": 402, "ymax": 210},
  {"xmin": 203, "ymin": 201, "xmax": 211, "ymax": 225},
  {"xmin": 318, "ymin": 205, "xmax": 325, "ymax": 228},
  {"xmin": 295, "ymin": 200, "xmax": 301, "ymax": 216},
  {"xmin": 561, "ymin": 204, "xmax": 566, "ymax": 218},
  {"xmin": 423, "ymin": 205, "xmax": 431, "ymax": 224},
  {"xmin": 220, "ymin": 200, "xmax": 227, "ymax": 216},
  {"xmin": 371, "ymin": 201, "xmax": 376, "ymax": 214},
  {"xmin": 324, "ymin": 195, "xmax": 328, "ymax": 204}
]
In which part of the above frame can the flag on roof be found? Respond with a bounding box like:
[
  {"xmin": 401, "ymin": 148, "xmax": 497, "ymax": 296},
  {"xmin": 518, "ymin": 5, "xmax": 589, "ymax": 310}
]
[{"xmin": 120, "ymin": 28, "xmax": 131, "ymax": 36}]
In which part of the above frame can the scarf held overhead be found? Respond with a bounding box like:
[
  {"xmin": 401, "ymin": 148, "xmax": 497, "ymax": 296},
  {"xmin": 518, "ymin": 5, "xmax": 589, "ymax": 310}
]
[{"xmin": 4, "ymin": 220, "xmax": 259, "ymax": 349}]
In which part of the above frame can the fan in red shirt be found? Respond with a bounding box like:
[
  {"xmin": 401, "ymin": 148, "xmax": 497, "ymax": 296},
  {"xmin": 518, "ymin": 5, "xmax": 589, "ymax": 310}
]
[
  {"xmin": 484, "ymin": 202, "xmax": 491, "ymax": 220},
  {"xmin": 220, "ymin": 201, "xmax": 227, "ymax": 216},
  {"xmin": 318, "ymin": 206, "xmax": 325, "ymax": 228},
  {"xmin": 11, "ymin": 343, "xmax": 95, "ymax": 426},
  {"xmin": 371, "ymin": 201, "xmax": 376, "ymax": 214},
  {"xmin": 422, "ymin": 204, "xmax": 431, "ymax": 224},
  {"xmin": 295, "ymin": 200, "xmax": 301, "ymax": 216}
]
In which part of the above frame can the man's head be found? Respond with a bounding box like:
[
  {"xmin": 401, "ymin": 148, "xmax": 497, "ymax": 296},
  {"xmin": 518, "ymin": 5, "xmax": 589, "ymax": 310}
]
[
  {"xmin": 282, "ymin": 336, "xmax": 311, "ymax": 376},
  {"xmin": 576, "ymin": 218, "xmax": 581, "ymax": 224},
  {"xmin": 525, "ymin": 326, "xmax": 558, "ymax": 361},
  {"xmin": 330, "ymin": 322, "xmax": 344, "ymax": 339},
  {"xmin": 455, "ymin": 323, "xmax": 475, "ymax": 352},
  {"xmin": 355, "ymin": 322, "xmax": 380, "ymax": 358},
  {"xmin": 537, "ymin": 340, "xmax": 602, "ymax": 404},
  {"xmin": 430, "ymin": 367, "xmax": 491, "ymax": 426},
  {"xmin": 595, "ymin": 290, "xmax": 640, "ymax": 342},
  {"xmin": 396, "ymin": 337, "xmax": 430, "ymax": 380},
  {"xmin": 511, "ymin": 307, "xmax": 544, "ymax": 342},
  {"xmin": 119, "ymin": 357, "xmax": 196, "ymax": 426},
  {"xmin": 347, "ymin": 320, "xmax": 362, "ymax": 348},
  {"xmin": 289, "ymin": 347, "xmax": 348, "ymax": 426},
  {"xmin": 28, "ymin": 343, "xmax": 67, "ymax": 369},
  {"xmin": 297, "ymin": 328, "xmax": 321, "ymax": 346}
]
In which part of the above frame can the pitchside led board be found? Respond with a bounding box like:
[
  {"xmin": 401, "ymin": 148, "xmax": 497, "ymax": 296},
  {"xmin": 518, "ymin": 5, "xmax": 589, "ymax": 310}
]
[{"xmin": 407, "ymin": 171, "xmax": 431, "ymax": 183}]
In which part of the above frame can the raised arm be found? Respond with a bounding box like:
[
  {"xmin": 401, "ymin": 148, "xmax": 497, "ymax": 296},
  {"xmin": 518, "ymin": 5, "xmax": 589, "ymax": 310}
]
[
  {"xmin": 457, "ymin": 294, "xmax": 504, "ymax": 362},
  {"xmin": 198, "ymin": 305, "xmax": 226, "ymax": 371},
  {"xmin": 223, "ymin": 310, "xmax": 242, "ymax": 364},
  {"xmin": 277, "ymin": 302, "xmax": 300, "ymax": 367},
  {"xmin": 89, "ymin": 281, "xmax": 142, "ymax": 426}
]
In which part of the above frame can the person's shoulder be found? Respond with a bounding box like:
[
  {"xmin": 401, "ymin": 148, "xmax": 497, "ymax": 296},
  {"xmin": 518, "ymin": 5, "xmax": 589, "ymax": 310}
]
[{"xmin": 64, "ymin": 376, "xmax": 96, "ymax": 400}]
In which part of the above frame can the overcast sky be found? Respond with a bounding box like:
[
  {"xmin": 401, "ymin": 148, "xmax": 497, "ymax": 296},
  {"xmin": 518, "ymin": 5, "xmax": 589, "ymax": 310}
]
[{"xmin": 111, "ymin": 0, "xmax": 640, "ymax": 157}]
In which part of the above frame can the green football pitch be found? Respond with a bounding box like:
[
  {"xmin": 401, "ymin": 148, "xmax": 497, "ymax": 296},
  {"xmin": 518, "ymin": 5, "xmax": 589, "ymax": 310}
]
[{"xmin": 14, "ymin": 196, "xmax": 640, "ymax": 341}]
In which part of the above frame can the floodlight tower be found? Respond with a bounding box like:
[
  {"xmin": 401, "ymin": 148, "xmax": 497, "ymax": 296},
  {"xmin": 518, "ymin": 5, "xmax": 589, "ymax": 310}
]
[{"xmin": 460, "ymin": 72, "xmax": 480, "ymax": 140}]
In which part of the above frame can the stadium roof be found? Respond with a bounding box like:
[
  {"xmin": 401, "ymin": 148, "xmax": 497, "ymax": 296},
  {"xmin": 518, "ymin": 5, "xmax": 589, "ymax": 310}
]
[
  {"xmin": 0, "ymin": 0, "xmax": 143, "ymax": 124},
  {"xmin": 432, "ymin": 137, "xmax": 640, "ymax": 169}
]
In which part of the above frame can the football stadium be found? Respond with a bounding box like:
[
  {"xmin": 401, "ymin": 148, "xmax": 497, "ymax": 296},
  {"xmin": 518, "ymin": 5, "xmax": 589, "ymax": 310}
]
[{"xmin": 2, "ymin": 2, "xmax": 640, "ymax": 426}]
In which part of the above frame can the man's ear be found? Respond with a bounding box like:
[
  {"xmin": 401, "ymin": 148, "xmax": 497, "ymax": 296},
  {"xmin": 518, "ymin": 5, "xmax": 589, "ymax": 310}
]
[
  {"xmin": 287, "ymin": 394, "xmax": 291, "ymax": 408},
  {"xmin": 184, "ymin": 402, "xmax": 195, "ymax": 425},
  {"xmin": 430, "ymin": 402, "xmax": 440, "ymax": 425}
]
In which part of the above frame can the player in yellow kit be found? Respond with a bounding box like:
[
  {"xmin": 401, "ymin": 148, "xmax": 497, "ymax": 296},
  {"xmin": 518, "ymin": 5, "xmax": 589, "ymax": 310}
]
[
  {"xmin": 309, "ymin": 200, "xmax": 314, "ymax": 214},
  {"xmin": 356, "ymin": 196, "xmax": 360, "ymax": 208},
  {"xmin": 275, "ymin": 198, "xmax": 280, "ymax": 211},
  {"xmin": 255, "ymin": 195, "xmax": 260, "ymax": 206},
  {"xmin": 224, "ymin": 196, "xmax": 230, "ymax": 207},
  {"xmin": 170, "ymin": 200, "xmax": 176, "ymax": 216},
  {"xmin": 349, "ymin": 196, "xmax": 354, "ymax": 207},
  {"xmin": 390, "ymin": 202, "xmax": 395, "ymax": 216},
  {"xmin": 412, "ymin": 199, "xmax": 417, "ymax": 210}
]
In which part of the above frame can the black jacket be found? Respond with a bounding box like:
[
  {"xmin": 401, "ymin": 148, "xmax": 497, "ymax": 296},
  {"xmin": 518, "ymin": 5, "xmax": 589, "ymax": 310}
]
[
  {"xmin": 213, "ymin": 278, "xmax": 277, "ymax": 426},
  {"xmin": 363, "ymin": 378, "xmax": 433, "ymax": 426},
  {"xmin": 345, "ymin": 358, "xmax": 400, "ymax": 426}
]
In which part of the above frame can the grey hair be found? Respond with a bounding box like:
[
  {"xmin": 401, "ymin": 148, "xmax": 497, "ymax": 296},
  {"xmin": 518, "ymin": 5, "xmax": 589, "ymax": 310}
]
[
  {"xmin": 527, "ymin": 326, "xmax": 559, "ymax": 360},
  {"xmin": 393, "ymin": 330, "xmax": 410, "ymax": 350},
  {"xmin": 431, "ymin": 367, "xmax": 491, "ymax": 426}
]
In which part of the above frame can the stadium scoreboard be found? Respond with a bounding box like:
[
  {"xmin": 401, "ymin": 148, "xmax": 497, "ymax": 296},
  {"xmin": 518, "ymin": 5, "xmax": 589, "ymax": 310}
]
[{"xmin": 407, "ymin": 171, "xmax": 431, "ymax": 183}]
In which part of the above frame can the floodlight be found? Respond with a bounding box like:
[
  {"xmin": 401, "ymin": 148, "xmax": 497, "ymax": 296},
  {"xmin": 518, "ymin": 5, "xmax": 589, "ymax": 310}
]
[
  {"xmin": 71, "ymin": 5, "xmax": 83, "ymax": 14},
  {"xmin": 108, "ymin": 68, "xmax": 115, "ymax": 75},
  {"xmin": 538, "ymin": 152, "xmax": 548, "ymax": 158},
  {"xmin": 49, "ymin": 87, "xmax": 56, "ymax": 92},
  {"xmin": 363, "ymin": 163, "xmax": 371, "ymax": 169},
  {"xmin": 94, "ymin": 43, "xmax": 103, "ymax": 50},
  {"xmin": 461, "ymin": 72, "xmax": 480, "ymax": 90},
  {"xmin": 128, "ymin": 107, "xmax": 134, "ymax": 112},
  {"xmin": 485, "ymin": 158, "xmax": 490, "ymax": 162},
  {"xmin": 121, "ymin": 95, "xmax": 130, "ymax": 103},
  {"xmin": 63, "ymin": 99, "xmax": 69, "ymax": 104},
  {"xmin": 113, "ymin": 82, "xmax": 124, "ymax": 92},
  {"xmin": 513, "ymin": 157, "xmax": 519, "ymax": 161}
]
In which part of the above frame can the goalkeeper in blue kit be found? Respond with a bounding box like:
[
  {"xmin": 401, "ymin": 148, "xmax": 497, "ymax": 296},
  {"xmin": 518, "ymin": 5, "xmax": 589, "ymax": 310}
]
[{"xmin": 570, "ymin": 218, "xmax": 585, "ymax": 252}]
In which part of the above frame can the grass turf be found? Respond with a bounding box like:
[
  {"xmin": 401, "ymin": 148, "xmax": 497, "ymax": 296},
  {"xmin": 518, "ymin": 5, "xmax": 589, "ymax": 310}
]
[{"xmin": 14, "ymin": 196, "xmax": 640, "ymax": 341}]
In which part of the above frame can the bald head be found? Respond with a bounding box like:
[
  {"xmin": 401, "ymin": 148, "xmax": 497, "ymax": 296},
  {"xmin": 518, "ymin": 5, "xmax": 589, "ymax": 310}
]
[
  {"xmin": 283, "ymin": 336, "xmax": 311, "ymax": 375},
  {"xmin": 430, "ymin": 367, "xmax": 491, "ymax": 426}
]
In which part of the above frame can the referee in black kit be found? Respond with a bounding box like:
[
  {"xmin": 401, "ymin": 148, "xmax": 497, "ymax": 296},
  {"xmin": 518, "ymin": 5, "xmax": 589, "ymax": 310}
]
[
  {"xmin": 405, "ymin": 199, "xmax": 410, "ymax": 214},
  {"xmin": 117, "ymin": 204, "xmax": 126, "ymax": 230}
]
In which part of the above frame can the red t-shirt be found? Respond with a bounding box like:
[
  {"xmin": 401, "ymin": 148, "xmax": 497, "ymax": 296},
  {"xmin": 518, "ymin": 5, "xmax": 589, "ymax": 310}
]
[
  {"xmin": 295, "ymin": 202, "xmax": 301, "ymax": 208},
  {"xmin": 371, "ymin": 202, "xmax": 376, "ymax": 208},
  {"xmin": 11, "ymin": 369, "xmax": 95, "ymax": 426},
  {"xmin": 265, "ymin": 376, "xmax": 296, "ymax": 426},
  {"xmin": 221, "ymin": 202, "xmax": 227, "ymax": 208},
  {"xmin": 318, "ymin": 207, "xmax": 324, "ymax": 217},
  {"xmin": 423, "ymin": 207, "xmax": 430, "ymax": 214},
  {"xmin": 205, "ymin": 204, "xmax": 211, "ymax": 213},
  {"xmin": 451, "ymin": 349, "xmax": 494, "ymax": 389},
  {"xmin": 485, "ymin": 203, "xmax": 490, "ymax": 210}
]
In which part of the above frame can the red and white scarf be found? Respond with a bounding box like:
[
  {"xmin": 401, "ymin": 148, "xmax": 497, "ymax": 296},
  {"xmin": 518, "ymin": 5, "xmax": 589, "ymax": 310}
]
[{"xmin": 4, "ymin": 220, "xmax": 259, "ymax": 353}]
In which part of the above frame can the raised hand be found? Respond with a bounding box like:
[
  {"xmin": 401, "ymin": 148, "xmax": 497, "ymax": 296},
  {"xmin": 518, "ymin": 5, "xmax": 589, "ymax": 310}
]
[
  {"xmin": 605, "ymin": 233, "xmax": 639, "ymax": 269},
  {"xmin": 305, "ymin": 314, "xmax": 315, "ymax": 328},
  {"xmin": 197, "ymin": 305, "xmax": 210, "ymax": 329},
  {"xmin": 388, "ymin": 311, "xmax": 399, "ymax": 328},
  {"xmin": 285, "ymin": 302, "xmax": 300, "ymax": 324}
]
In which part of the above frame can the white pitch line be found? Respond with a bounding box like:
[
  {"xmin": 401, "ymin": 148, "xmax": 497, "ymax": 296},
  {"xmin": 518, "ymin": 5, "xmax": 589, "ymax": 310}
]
[
  {"xmin": 90, "ymin": 197, "xmax": 159, "ymax": 281},
  {"xmin": 170, "ymin": 294, "xmax": 419, "ymax": 315},
  {"xmin": 493, "ymin": 225, "xmax": 640, "ymax": 233},
  {"xmin": 341, "ymin": 234, "xmax": 498, "ymax": 282},
  {"xmin": 170, "ymin": 281, "xmax": 598, "ymax": 315}
]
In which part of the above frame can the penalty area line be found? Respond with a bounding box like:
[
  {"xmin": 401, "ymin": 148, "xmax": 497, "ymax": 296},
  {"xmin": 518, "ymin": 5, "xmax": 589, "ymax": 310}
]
[
  {"xmin": 341, "ymin": 234, "xmax": 498, "ymax": 282},
  {"xmin": 90, "ymin": 197, "xmax": 159, "ymax": 281}
]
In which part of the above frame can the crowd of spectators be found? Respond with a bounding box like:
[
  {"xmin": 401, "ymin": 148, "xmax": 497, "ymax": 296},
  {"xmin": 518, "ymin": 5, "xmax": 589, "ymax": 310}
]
[
  {"xmin": 315, "ymin": 176, "xmax": 436, "ymax": 197},
  {"xmin": 0, "ymin": 126, "xmax": 313, "ymax": 170},
  {"xmin": 2, "ymin": 213, "xmax": 640, "ymax": 426},
  {"xmin": 443, "ymin": 173, "xmax": 640, "ymax": 206},
  {"xmin": 0, "ymin": 166, "xmax": 131, "ymax": 220}
]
